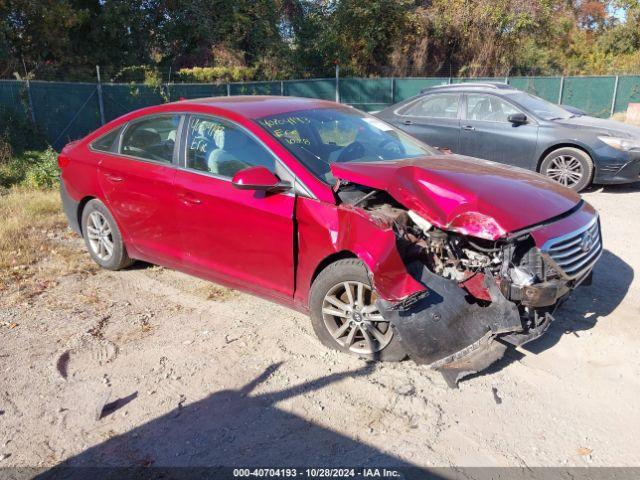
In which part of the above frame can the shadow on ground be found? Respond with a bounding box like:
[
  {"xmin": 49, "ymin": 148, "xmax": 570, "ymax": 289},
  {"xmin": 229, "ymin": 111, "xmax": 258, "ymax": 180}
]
[
  {"xmin": 524, "ymin": 248, "xmax": 633, "ymax": 353},
  {"xmin": 586, "ymin": 181, "xmax": 640, "ymax": 194},
  {"xmin": 35, "ymin": 363, "xmax": 429, "ymax": 476},
  {"xmin": 465, "ymin": 249, "xmax": 633, "ymax": 380}
]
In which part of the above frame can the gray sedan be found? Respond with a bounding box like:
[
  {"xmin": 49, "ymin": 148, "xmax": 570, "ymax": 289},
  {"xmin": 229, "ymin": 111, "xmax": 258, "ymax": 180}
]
[{"xmin": 376, "ymin": 83, "xmax": 640, "ymax": 191}]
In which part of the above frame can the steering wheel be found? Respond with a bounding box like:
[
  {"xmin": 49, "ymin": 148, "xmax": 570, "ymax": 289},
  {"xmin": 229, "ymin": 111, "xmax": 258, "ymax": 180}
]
[
  {"xmin": 378, "ymin": 137, "xmax": 405, "ymax": 158},
  {"xmin": 336, "ymin": 141, "xmax": 365, "ymax": 162}
]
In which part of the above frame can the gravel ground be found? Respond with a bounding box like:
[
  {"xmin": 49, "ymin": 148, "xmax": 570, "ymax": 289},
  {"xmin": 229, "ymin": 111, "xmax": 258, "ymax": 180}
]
[{"xmin": 1, "ymin": 182, "xmax": 639, "ymax": 469}]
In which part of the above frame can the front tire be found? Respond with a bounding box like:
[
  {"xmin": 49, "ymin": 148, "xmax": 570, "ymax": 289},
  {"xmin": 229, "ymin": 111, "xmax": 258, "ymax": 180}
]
[
  {"xmin": 81, "ymin": 199, "xmax": 133, "ymax": 270},
  {"xmin": 540, "ymin": 147, "xmax": 593, "ymax": 192},
  {"xmin": 309, "ymin": 259, "xmax": 406, "ymax": 362}
]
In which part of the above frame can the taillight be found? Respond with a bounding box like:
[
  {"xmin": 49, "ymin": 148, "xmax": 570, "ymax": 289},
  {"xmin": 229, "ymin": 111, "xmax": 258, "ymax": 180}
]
[{"xmin": 57, "ymin": 154, "xmax": 70, "ymax": 169}]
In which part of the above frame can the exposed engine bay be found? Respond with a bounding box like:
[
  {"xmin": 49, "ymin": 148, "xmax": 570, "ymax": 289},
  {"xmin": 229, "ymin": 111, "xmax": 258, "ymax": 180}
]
[{"xmin": 337, "ymin": 184, "xmax": 596, "ymax": 386}]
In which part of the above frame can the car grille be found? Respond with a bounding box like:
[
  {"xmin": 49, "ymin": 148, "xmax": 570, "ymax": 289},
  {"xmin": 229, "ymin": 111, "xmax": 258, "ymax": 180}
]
[{"xmin": 542, "ymin": 217, "xmax": 602, "ymax": 279}]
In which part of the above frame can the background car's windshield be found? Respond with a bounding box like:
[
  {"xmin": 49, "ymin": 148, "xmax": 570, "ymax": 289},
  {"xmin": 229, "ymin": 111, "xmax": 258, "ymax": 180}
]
[
  {"xmin": 505, "ymin": 92, "xmax": 573, "ymax": 120},
  {"xmin": 257, "ymin": 107, "xmax": 437, "ymax": 183}
]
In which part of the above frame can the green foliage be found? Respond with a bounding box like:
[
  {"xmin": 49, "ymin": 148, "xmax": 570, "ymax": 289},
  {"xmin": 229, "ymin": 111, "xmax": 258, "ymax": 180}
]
[
  {"xmin": 0, "ymin": 148, "xmax": 58, "ymax": 189},
  {"xmin": 22, "ymin": 148, "xmax": 59, "ymax": 189},
  {"xmin": 177, "ymin": 66, "xmax": 257, "ymax": 83},
  {"xmin": 0, "ymin": 0, "xmax": 639, "ymax": 81},
  {"xmin": 0, "ymin": 107, "xmax": 46, "ymax": 155}
]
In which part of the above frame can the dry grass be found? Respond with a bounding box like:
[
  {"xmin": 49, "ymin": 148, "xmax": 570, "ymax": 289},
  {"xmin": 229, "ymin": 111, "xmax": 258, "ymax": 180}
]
[
  {"xmin": 194, "ymin": 284, "xmax": 238, "ymax": 302},
  {"xmin": 0, "ymin": 188, "xmax": 96, "ymax": 297},
  {"xmin": 610, "ymin": 112, "xmax": 640, "ymax": 126}
]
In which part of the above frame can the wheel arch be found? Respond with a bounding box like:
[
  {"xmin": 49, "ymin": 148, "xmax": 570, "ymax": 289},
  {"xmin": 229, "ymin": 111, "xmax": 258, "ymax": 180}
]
[
  {"xmin": 310, "ymin": 250, "xmax": 359, "ymax": 288},
  {"xmin": 76, "ymin": 196, "xmax": 96, "ymax": 234},
  {"xmin": 536, "ymin": 143, "xmax": 595, "ymax": 173}
]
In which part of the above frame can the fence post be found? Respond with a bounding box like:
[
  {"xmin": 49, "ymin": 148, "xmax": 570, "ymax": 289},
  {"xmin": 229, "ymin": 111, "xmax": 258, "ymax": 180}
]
[
  {"xmin": 226, "ymin": 83, "xmax": 231, "ymax": 96},
  {"xmin": 280, "ymin": 80, "xmax": 284, "ymax": 96},
  {"xmin": 167, "ymin": 66, "xmax": 172, "ymax": 103},
  {"xmin": 95, "ymin": 66, "xmax": 106, "ymax": 125},
  {"xmin": 335, "ymin": 64, "xmax": 340, "ymax": 103},
  {"xmin": 558, "ymin": 76, "xmax": 565, "ymax": 104},
  {"xmin": 610, "ymin": 75, "xmax": 620, "ymax": 116},
  {"xmin": 390, "ymin": 77, "xmax": 395, "ymax": 105},
  {"xmin": 25, "ymin": 79, "xmax": 36, "ymax": 125}
]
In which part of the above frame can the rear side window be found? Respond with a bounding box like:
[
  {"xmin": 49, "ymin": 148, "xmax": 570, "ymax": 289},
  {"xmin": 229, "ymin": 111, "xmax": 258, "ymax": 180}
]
[
  {"xmin": 401, "ymin": 94, "xmax": 459, "ymax": 119},
  {"xmin": 91, "ymin": 127, "xmax": 122, "ymax": 152},
  {"xmin": 120, "ymin": 115, "xmax": 181, "ymax": 163}
]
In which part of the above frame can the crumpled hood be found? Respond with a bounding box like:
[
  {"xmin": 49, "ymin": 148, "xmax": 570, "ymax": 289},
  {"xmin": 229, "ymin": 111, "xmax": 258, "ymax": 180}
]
[
  {"xmin": 331, "ymin": 155, "xmax": 581, "ymax": 238},
  {"xmin": 554, "ymin": 115, "xmax": 640, "ymax": 139}
]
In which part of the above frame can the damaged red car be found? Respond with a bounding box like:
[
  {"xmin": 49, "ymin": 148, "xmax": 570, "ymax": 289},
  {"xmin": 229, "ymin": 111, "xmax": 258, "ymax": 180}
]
[{"xmin": 59, "ymin": 97, "xmax": 602, "ymax": 385}]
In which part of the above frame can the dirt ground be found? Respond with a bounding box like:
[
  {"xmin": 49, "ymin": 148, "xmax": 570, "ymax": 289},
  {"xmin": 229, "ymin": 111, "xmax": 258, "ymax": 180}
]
[{"xmin": 1, "ymin": 182, "xmax": 639, "ymax": 470}]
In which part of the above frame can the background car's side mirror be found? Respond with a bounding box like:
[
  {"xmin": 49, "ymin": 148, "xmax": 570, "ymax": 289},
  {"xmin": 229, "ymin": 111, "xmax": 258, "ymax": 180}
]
[
  {"xmin": 231, "ymin": 166, "xmax": 291, "ymax": 192},
  {"xmin": 508, "ymin": 113, "xmax": 528, "ymax": 125}
]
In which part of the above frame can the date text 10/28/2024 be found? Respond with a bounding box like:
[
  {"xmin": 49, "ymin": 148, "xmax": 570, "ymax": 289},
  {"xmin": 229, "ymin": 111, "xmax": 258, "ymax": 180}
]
[{"xmin": 233, "ymin": 468, "xmax": 402, "ymax": 478}]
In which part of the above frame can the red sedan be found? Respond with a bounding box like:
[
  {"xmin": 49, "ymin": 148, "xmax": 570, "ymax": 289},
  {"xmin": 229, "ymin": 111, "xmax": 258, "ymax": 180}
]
[{"xmin": 59, "ymin": 96, "xmax": 602, "ymax": 386}]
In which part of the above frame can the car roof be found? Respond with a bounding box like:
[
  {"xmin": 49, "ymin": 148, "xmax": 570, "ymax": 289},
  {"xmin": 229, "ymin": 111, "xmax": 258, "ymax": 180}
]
[
  {"xmin": 173, "ymin": 95, "xmax": 343, "ymax": 119},
  {"xmin": 420, "ymin": 82, "xmax": 520, "ymax": 94}
]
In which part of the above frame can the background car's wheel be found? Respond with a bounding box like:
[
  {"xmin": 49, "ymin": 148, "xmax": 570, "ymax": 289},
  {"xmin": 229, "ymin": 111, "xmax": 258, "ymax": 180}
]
[
  {"xmin": 309, "ymin": 258, "xmax": 406, "ymax": 362},
  {"xmin": 81, "ymin": 199, "xmax": 133, "ymax": 270},
  {"xmin": 540, "ymin": 147, "xmax": 593, "ymax": 192}
]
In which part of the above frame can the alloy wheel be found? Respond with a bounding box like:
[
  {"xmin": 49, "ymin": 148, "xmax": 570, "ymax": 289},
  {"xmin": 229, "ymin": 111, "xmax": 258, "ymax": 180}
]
[
  {"xmin": 86, "ymin": 211, "xmax": 114, "ymax": 261},
  {"xmin": 546, "ymin": 154, "xmax": 584, "ymax": 188},
  {"xmin": 321, "ymin": 281, "xmax": 393, "ymax": 355}
]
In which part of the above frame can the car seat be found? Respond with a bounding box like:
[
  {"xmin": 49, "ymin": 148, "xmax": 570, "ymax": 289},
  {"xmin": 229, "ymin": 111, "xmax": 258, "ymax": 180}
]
[
  {"xmin": 470, "ymin": 98, "xmax": 492, "ymax": 120},
  {"xmin": 207, "ymin": 128, "xmax": 251, "ymax": 176},
  {"xmin": 125, "ymin": 128, "xmax": 161, "ymax": 156}
]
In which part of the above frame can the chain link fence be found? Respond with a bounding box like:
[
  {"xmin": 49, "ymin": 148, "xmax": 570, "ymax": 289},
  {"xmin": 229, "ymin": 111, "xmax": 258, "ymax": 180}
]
[{"xmin": 1, "ymin": 75, "xmax": 640, "ymax": 150}]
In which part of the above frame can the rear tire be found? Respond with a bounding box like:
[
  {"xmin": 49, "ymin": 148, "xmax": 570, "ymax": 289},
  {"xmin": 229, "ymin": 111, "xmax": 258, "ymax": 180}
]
[
  {"xmin": 81, "ymin": 199, "xmax": 133, "ymax": 270},
  {"xmin": 540, "ymin": 147, "xmax": 593, "ymax": 192},
  {"xmin": 309, "ymin": 259, "xmax": 406, "ymax": 362}
]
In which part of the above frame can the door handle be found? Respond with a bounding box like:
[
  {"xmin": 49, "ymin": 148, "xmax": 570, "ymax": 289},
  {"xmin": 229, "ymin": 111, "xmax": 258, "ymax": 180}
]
[
  {"xmin": 178, "ymin": 194, "xmax": 202, "ymax": 205},
  {"xmin": 462, "ymin": 125, "xmax": 475, "ymax": 131},
  {"xmin": 104, "ymin": 174, "xmax": 123, "ymax": 182},
  {"xmin": 403, "ymin": 119, "xmax": 414, "ymax": 125}
]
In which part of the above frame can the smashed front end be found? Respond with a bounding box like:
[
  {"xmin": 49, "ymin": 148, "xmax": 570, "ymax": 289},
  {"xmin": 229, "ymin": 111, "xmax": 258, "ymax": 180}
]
[{"xmin": 336, "ymin": 183, "xmax": 602, "ymax": 387}]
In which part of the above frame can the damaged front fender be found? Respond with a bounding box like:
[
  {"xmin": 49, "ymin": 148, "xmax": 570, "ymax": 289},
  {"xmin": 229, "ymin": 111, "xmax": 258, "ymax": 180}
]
[{"xmin": 377, "ymin": 265, "xmax": 532, "ymax": 387}]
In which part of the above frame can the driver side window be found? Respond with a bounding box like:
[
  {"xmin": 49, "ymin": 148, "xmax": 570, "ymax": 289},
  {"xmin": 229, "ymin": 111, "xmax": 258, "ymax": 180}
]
[
  {"xmin": 121, "ymin": 115, "xmax": 180, "ymax": 163},
  {"xmin": 185, "ymin": 116, "xmax": 275, "ymax": 178},
  {"xmin": 466, "ymin": 94, "xmax": 521, "ymax": 122}
]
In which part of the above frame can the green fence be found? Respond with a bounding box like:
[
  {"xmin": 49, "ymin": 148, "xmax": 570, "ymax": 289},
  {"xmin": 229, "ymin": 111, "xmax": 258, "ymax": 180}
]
[{"xmin": 1, "ymin": 75, "xmax": 640, "ymax": 150}]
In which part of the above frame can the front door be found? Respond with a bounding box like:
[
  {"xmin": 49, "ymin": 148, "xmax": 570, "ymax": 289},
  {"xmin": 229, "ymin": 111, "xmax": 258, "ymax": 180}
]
[
  {"xmin": 174, "ymin": 115, "xmax": 295, "ymax": 301},
  {"xmin": 97, "ymin": 114, "xmax": 182, "ymax": 267},
  {"xmin": 459, "ymin": 93, "xmax": 539, "ymax": 169}
]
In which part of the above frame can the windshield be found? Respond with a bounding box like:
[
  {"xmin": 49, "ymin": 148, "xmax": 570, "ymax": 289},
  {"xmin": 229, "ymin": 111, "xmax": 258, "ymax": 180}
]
[
  {"xmin": 505, "ymin": 92, "xmax": 572, "ymax": 120},
  {"xmin": 256, "ymin": 107, "xmax": 437, "ymax": 183}
]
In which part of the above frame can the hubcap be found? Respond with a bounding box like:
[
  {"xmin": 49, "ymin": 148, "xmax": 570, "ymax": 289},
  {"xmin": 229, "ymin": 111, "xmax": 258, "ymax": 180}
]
[
  {"xmin": 86, "ymin": 211, "xmax": 114, "ymax": 261},
  {"xmin": 546, "ymin": 155, "xmax": 583, "ymax": 188},
  {"xmin": 321, "ymin": 281, "xmax": 393, "ymax": 355}
]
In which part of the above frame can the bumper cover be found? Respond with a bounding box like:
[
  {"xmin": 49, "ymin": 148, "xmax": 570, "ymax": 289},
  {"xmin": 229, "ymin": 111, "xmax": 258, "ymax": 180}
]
[
  {"xmin": 60, "ymin": 179, "xmax": 81, "ymax": 234},
  {"xmin": 377, "ymin": 265, "xmax": 552, "ymax": 387},
  {"xmin": 594, "ymin": 152, "xmax": 640, "ymax": 184}
]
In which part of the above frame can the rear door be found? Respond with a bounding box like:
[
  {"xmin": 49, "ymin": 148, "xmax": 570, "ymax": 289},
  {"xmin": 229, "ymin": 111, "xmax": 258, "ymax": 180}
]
[
  {"xmin": 458, "ymin": 93, "xmax": 539, "ymax": 168},
  {"xmin": 173, "ymin": 114, "xmax": 296, "ymax": 302},
  {"xmin": 390, "ymin": 93, "xmax": 461, "ymax": 151},
  {"xmin": 96, "ymin": 114, "xmax": 183, "ymax": 267}
]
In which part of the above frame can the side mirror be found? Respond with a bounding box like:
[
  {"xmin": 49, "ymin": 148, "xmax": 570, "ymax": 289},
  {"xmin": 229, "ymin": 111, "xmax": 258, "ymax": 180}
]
[
  {"xmin": 231, "ymin": 166, "xmax": 291, "ymax": 192},
  {"xmin": 508, "ymin": 113, "xmax": 528, "ymax": 125}
]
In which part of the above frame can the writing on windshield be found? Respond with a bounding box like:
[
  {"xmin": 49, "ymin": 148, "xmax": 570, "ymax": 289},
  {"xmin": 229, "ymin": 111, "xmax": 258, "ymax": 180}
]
[{"xmin": 257, "ymin": 107, "xmax": 435, "ymax": 182}]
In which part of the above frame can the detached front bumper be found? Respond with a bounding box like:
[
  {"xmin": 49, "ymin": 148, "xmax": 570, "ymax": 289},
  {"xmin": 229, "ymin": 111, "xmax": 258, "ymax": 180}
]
[{"xmin": 377, "ymin": 265, "xmax": 557, "ymax": 387}]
